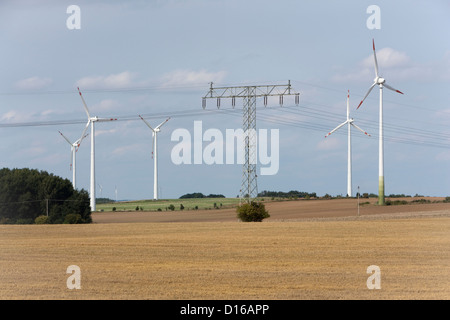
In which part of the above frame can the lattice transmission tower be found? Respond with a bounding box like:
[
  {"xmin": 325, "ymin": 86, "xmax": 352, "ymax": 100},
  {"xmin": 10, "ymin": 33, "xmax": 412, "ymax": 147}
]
[{"xmin": 202, "ymin": 81, "xmax": 299, "ymax": 203}]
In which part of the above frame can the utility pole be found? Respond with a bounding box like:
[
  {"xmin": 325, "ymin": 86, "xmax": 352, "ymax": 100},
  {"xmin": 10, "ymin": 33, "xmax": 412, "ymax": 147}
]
[{"xmin": 203, "ymin": 81, "xmax": 299, "ymax": 203}]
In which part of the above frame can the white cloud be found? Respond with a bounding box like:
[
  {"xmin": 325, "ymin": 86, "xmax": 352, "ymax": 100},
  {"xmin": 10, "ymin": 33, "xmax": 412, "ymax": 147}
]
[
  {"xmin": 160, "ymin": 69, "xmax": 227, "ymax": 88},
  {"xmin": 334, "ymin": 48, "xmax": 449, "ymax": 84},
  {"xmin": 316, "ymin": 136, "xmax": 342, "ymax": 151},
  {"xmin": 92, "ymin": 99, "xmax": 121, "ymax": 112},
  {"xmin": 0, "ymin": 110, "xmax": 33, "ymax": 123},
  {"xmin": 76, "ymin": 71, "xmax": 135, "ymax": 89},
  {"xmin": 15, "ymin": 76, "xmax": 52, "ymax": 90}
]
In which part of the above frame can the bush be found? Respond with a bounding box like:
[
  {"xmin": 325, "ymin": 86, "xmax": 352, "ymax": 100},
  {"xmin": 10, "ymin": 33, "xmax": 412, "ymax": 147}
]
[
  {"xmin": 180, "ymin": 204, "xmax": 185, "ymax": 210},
  {"xmin": 35, "ymin": 215, "xmax": 49, "ymax": 224},
  {"xmin": 64, "ymin": 213, "xmax": 82, "ymax": 224},
  {"xmin": 444, "ymin": 197, "xmax": 450, "ymax": 203},
  {"xmin": 168, "ymin": 204, "xmax": 175, "ymax": 211},
  {"xmin": 236, "ymin": 201, "xmax": 270, "ymax": 222}
]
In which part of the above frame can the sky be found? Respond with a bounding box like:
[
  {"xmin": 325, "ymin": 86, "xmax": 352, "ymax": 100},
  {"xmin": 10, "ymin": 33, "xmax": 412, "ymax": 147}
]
[{"xmin": 0, "ymin": 0, "xmax": 449, "ymax": 201}]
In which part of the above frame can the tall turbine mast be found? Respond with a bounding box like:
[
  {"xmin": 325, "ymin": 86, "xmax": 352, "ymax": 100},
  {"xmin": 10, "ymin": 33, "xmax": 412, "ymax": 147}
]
[
  {"xmin": 77, "ymin": 87, "xmax": 117, "ymax": 211},
  {"xmin": 357, "ymin": 39, "xmax": 404, "ymax": 205},
  {"xmin": 325, "ymin": 91, "xmax": 370, "ymax": 197},
  {"xmin": 139, "ymin": 115, "xmax": 170, "ymax": 201},
  {"xmin": 203, "ymin": 81, "xmax": 300, "ymax": 203}
]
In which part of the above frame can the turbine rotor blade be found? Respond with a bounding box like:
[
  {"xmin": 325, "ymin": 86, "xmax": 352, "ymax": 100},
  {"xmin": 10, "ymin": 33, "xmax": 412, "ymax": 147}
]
[
  {"xmin": 77, "ymin": 121, "xmax": 90, "ymax": 151},
  {"xmin": 383, "ymin": 83, "xmax": 404, "ymax": 95},
  {"xmin": 155, "ymin": 117, "xmax": 171, "ymax": 130},
  {"xmin": 351, "ymin": 122, "xmax": 371, "ymax": 137},
  {"xmin": 152, "ymin": 132, "xmax": 155, "ymax": 159},
  {"xmin": 97, "ymin": 117, "xmax": 118, "ymax": 122},
  {"xmin": 357, "ymin": 82, "xmax": 376, "ymax": 109},
  {"xmin": 70, "ymin": 148, "xmax": 74, "ymax": 171},
  {"xmin": 77, "ymin": 87, "xmax": 91, "ymax": 118},
  {"xmin": 325, "ymin": 120, "xmax": 348, "ymax": 138},
  {"xmin": 139, "ymin": 115, "xmax": 155, "ymax": 131},
  {"xmin": 373, "ymin": 39, "xmax": 379, "ymax": 77},
  {"xmin": 59, "ymin": 131, "xmax": 72, "ymax": 145}
]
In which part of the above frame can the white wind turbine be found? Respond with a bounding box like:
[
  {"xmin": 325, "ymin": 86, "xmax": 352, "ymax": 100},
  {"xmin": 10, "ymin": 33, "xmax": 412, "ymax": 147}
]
[
  {"xmin": 356, "ymin": 39, "xmax": 404, "ymax": 205},
  {"xmin": 325, "ymin": 90, "xmax": 371, "ymax": 197},
  {"xmin": 77, "ymin": 87, "xmax": 117, "ymax": 211},
  {"xmin": 58, "ymin": 130, "xmax": 88, "ymax": 189},
  {"xmin": 139, "ymin": 115, "xmax": 170, "ymax": 200}
]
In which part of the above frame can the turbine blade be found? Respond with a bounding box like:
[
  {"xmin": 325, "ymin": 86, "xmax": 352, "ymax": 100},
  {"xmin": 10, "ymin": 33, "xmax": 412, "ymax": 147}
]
[
  {"xmin": 383, "ymin": 83, "xmax": 404, "ymax": 95},
  {"xmin": 70, "ymin": 148, "xmax": 74, "ymax": 171},
  {"xmin": 325, "ymin": 121, "xmax": 348, "ymax": 138},
  {"xmin": 373, "ymin": 39, "xmax": 379, "ymax": 77},
  {"xmin": 155, "ymin": 117, "xmax": 171, "ymax": 130},
  {"xmin": 151, "ymin": 132, "xmax": 155, "ymax": 159},
  {"xmin": 357, "ymin": 82, "xmax": 376, "ymax": 109},
  {"xmin": 77, "ymin": 121, "xmax": 90, "ymax": 151},
  {"xmin": 351, "ymin": 122, "xmax": 371, "ymax": 137},
  {"xmin": 77, "ymin": 87, "xmax": 91, "ymax": 118},
  {"xmin": 97, "ymin": 117, "xmax": 118, "ymax": 122},
  {"xmin": 58, "ymin": 131, "xmax": 72, "ymax": 145},
  {"xmin": 139, "ymin": 115, "xmax": 155, "ymax": 131}
]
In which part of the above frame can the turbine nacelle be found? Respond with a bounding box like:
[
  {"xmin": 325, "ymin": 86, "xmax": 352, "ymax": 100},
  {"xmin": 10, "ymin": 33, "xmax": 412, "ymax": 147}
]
[{"xmin": 375, "ymin": 77, "xmax": 385, "ymax": 85}]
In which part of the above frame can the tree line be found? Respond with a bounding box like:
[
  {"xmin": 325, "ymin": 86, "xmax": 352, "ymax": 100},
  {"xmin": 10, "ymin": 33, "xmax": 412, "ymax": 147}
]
[{"xmin": 0, "ymin": 168, "xmax": 91, "ymax": 224}]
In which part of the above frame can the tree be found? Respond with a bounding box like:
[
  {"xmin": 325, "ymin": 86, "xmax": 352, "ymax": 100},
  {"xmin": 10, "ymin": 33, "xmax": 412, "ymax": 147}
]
[
  {"xmin": 236, "ymin": 201, "xmax": 270, "ymax": 222},
  {"xmin": 0, "ymin": 168, "xmax": 91, "ymax": 224}
]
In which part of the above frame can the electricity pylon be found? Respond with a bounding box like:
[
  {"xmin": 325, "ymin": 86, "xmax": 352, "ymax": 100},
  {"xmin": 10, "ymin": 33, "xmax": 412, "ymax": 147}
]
[{"xmin": 202, "ymin": 81, "xmax": 299, "ymax": 203}]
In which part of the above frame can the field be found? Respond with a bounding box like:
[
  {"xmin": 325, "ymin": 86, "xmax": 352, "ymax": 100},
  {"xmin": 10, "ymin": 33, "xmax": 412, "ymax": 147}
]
[{"xmin": 0, "ymin": 197, "xmax": 449, "ymax": 300}]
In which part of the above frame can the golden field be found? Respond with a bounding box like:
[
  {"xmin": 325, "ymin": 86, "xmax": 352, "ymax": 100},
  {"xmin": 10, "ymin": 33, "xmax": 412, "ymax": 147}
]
[{"xmin": 0, "ymin": 198, "xmax": 449, "ymax": 300}]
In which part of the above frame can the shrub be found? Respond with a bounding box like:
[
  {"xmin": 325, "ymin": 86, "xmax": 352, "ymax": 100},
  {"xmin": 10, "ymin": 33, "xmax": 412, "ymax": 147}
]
[
  {"xmin": 180, "ymin": 204, "xmax": 185, "ymax": 210},
  {"xmin": 444, "ymin": 197, "xmax": 450, "ymax": 203},
  {"xmin": 35, "ymin": 215, "xmax": 49, "ymax": 224},
  {"xmin": 168, "ymin": 204, "xmax": 175, "ymax": 211},
  {"xmin": 64, "ymin": 213, "xmax": 82, "ymax": 224},
  {"xmin": 236, "ymin": 201, "xmax": 270, "ymax": 222}
]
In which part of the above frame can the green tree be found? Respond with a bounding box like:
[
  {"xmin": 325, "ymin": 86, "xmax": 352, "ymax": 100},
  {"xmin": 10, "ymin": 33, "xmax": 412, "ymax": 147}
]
[
  {"xmin": 0, "ymin": 168, "xmax": 91, "ymax": 224},
  {"xmin": 236, "ymin": 201, "xmax": 270, "ymax": 222}
]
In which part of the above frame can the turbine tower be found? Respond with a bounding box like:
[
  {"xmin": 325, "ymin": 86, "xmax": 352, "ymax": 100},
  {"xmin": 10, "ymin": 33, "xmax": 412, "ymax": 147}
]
[
  {"xmin": 58, "ymin": 130, "xmax": 88, "ymax": 189},
  {"xmin": 139, "ymin": 115, "xmax": 170, "ymax": 200},
  {"xmin": 357, "ymin": 39, "xmax": 404, "ymax": 205},
  {"xmin": 325, "ymin": 90, "xmax": 371, "ymax": 197},
  {"xmin": 77, "ymin": 87, "xmax": 117, "ymax": 211}
]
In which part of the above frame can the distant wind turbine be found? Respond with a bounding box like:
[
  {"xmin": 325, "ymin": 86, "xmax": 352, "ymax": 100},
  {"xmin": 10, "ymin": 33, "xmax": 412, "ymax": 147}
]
[
  {"xmin": 325, "ymin": 90, "xmax": 371, "ymax": 197},
  {"xmin": 139, "ymin": 115, "xmax": 170, "ymax": 200},
  {"xmin": 77, "ymin": 87, "xmax": 117, "ymax": 211},
  {"xmin": 356, "ymin": 39, "xmax": 404, "ymax": 205},
  {"xmin": 58, "ymin": 130, "xmax": 88, "ymax": 189}
]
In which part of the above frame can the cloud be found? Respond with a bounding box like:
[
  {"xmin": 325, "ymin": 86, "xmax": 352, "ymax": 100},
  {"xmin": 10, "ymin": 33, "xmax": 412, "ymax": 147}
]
[
  {"xmin": 160, "ymin": 69, "xmax": 227, "ymax": 88},
  {"xmin": 76, "ymin": 71, "xmax": 135, "ymax": 89},
  {"xmin": 0, "ymin": 110, "xmax": 34, "ymax": 123},
  {"xmin": 316, "ymin": 136, "xmax": 342, "ymax": 151},
  {"xmin": 92, "ymin": 99, "xmax": 121, "ymax": 112},
  {"xmin": 334, "ymin": 48, "xmax": 449, "ymax": 84},
  {"xmin": 15, "ymin": 76, "xmax": 52, "ymax": 90}
]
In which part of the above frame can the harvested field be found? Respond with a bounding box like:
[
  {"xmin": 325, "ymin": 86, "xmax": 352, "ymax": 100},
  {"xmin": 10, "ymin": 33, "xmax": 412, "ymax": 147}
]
[
  {"xmin": 92, "ymin": 197, "xmax": 450, "ymax": 223},
  {"xmin": 0, "ymin": 198, "xmax": 449, "ymax": 300}
]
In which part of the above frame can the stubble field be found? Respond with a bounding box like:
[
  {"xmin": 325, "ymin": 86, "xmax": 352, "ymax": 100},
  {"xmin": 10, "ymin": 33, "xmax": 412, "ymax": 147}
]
[{"xmin": 0, "ymin": 198, "xmax": 449, "ymax": 300}]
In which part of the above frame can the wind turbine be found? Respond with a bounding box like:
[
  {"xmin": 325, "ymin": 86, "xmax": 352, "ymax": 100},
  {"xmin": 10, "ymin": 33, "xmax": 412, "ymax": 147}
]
[
  {"xmin": 77, "ymin": 87, "xmax": 117, "ymax": 211},
  {"xmin": 325, "ymin": 90, "xmax": 371, "ymax": 197},
  {"xmin": 58, "ymin": 130, "xmax": 88, "ymax": 189},
  {"xmin": 356, "ymin": 39, "xmax": 404, "ymax": 205},
  {"xmin": 139, "ymin": 115, "xmax": 170, "ymax": 200}
]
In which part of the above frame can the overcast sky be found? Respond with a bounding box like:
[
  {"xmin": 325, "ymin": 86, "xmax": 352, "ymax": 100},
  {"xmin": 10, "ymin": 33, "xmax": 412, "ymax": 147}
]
[{"xmin": 1, "ymin": 0, "xmax": 449, "ymax": 201}]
